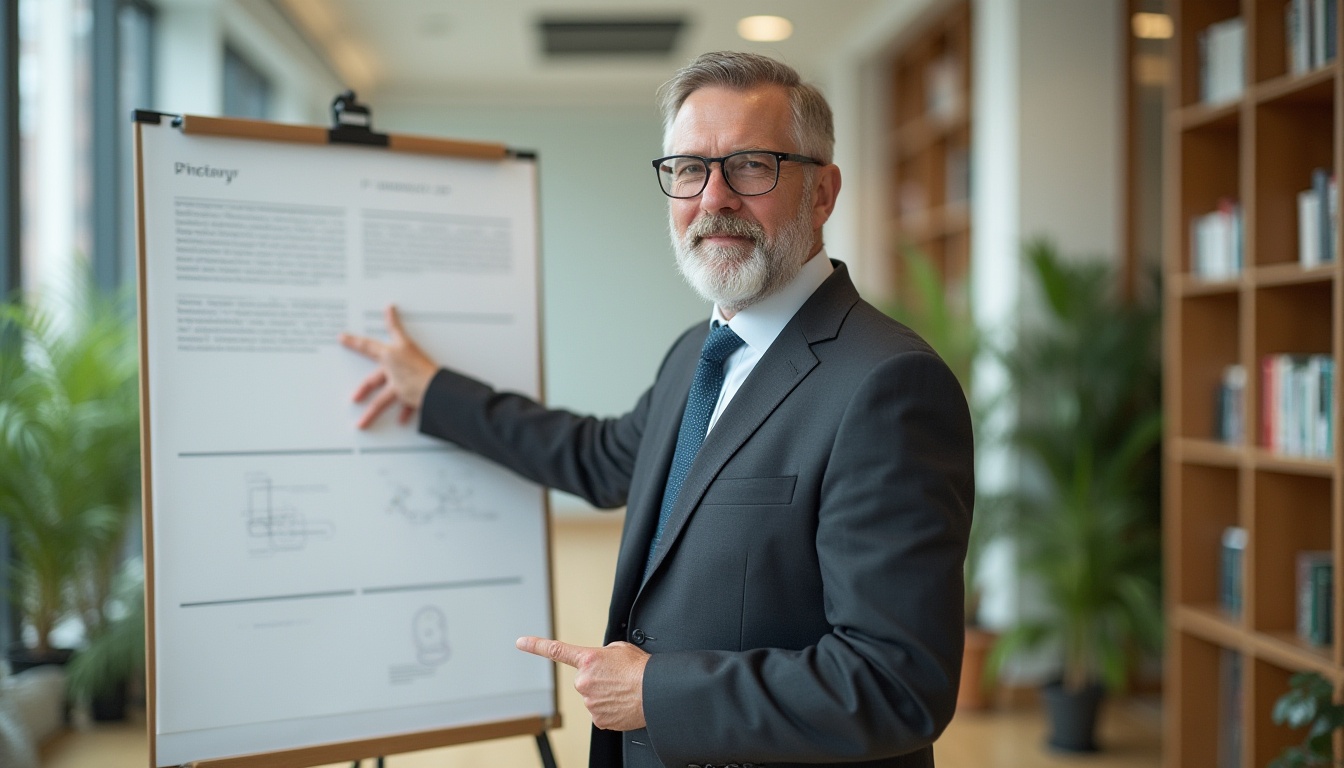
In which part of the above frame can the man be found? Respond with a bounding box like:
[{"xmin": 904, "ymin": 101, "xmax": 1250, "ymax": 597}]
[{"xmin": 341, "ymin": 51, "xmax": 973, "ymax": 768}]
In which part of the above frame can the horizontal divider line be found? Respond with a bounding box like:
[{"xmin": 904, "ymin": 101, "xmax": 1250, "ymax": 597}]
[
  {"xmin": 361, "ymin": 577, "xmax": 523, "ymax": 595},
  {"xmin": 178, "ymin": 448, "xmax": 356, "ymax": 458},
  {"xmin": 181, "ymin": 589, "xmax": 357, "ymax": 608},
  {"xmin": 358, "ymin": 445, "xmax": 457, "ymax": 454}
]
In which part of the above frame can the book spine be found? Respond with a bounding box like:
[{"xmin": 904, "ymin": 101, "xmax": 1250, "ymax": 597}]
[
  {"xmin": 1262, "ymin": 355, "xmax": 1277, "ymax": 450},
  {"xmin": 1313, "ymin": 168, "xmax": 1331, "ymax": 268},
  {"xmin": 1299, "ymin": 186, "xmax": 1320, "ymax": 267}
]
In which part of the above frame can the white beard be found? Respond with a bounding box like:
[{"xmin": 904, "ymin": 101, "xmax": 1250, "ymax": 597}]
[{"xmin": 670, "ymin": 193, "xmax": 815, "ymax": 314}]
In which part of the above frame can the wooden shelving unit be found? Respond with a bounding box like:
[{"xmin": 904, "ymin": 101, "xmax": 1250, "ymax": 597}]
[
  {"xmin": 1165, "ymin": 2, "xmax": 1342, "ymax": 766},
  {"xmin": 887, "ymin": 0, "xmax": 972, "ymax": 308}
]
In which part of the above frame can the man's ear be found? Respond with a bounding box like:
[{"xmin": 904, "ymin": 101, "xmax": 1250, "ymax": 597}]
[{"xmin": 810, "ymin": 164, "xmax": 842, "ymax": 231}]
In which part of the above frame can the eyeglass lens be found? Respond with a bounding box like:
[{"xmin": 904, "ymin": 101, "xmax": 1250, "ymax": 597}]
[{"xmin": 658, "ymin": 152, "xmax": 780, "ymax": 198}]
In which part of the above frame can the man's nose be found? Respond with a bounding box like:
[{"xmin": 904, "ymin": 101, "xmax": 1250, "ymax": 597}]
[{"xmin": 699, "ymin": 162, "xmax": 742, "ymax": 212}]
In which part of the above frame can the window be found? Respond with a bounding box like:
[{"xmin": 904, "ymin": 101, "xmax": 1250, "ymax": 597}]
[
  {"xmin": 4, "ymin": 0, "xmax": 154, "ymax": 657},
  {"xmin": 223, "ymin": 44, "xmax": 272, "ymax": 120}
]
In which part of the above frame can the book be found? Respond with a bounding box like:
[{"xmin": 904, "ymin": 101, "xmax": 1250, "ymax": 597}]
[
  {"xmin": 1217, "ymin": 364, "xmax": 1246, "ymax": 444},
  {"xmin": 1313, "ymin": 168, "xmax": 1333, "ymax": 265},
  {"xmin": 1286, "ymin": 0, "xmax": 1338, "ymax": 72},
  {"xmin": 1201, "ymin": 17, "xmax": 1246, "ymax": 104},
  {"xmin": 1261, "ymin": 353, "xmax": 1335, "ymax": 458},
  {"xmin": 1297, "ymin": 551, "xmax": 1333, "ymax": 646},
  {"xmin": 1221, "ymin": 527, "xmax": 1247, "ymax": 617},
  {"xmin": 1218, "ymin": 649, "xmax": 1242, "ymax": 768},
  {"xmin": 1191, "ymin": 200, "xmax": 1243, "ymax": 279},
  {"xmin": 1299, "ymin": 187, "xmax": 1321, "ymax": 267}
]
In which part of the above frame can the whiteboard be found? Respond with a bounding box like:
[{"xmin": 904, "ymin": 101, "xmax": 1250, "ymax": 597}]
[{"xmin": 135, "ymin": 115, "xmax": 555, "ymax": 767}]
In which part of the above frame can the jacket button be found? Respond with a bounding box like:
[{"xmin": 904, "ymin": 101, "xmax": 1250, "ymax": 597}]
[{"xmin": 630, "ymin": 628, "xmax": 646, "ymax": 645}]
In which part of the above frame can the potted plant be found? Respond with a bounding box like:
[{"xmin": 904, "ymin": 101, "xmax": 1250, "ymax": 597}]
[
  {"xmin": 885, "ymin": 247, "xmax": 998, "ymax": 710},
  {"xmin": 984, "ymin": 239, "xmax": 1164, "ymax": 750},
  {"xmin": 0, "ymin": 276, "xmax": 140, "ymax": 701},
  {"xmin": 66, "ymin": 560, "xmax": 144, "ymax": 720},
  {"xmin": 1270, "ymin": 671, "xmax": 1344, "ymax": 768}
]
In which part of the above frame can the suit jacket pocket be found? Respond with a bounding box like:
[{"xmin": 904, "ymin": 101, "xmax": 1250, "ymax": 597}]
[{"xmin": 700, "ymin": 475, "xmax": 797, "ymax": 506}]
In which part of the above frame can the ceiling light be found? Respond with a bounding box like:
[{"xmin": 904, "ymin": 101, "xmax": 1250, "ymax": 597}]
[
  {"xmin": 1132, "ymin": 12, "xmax": 1172, "ymax": 39},
  {"xmin": 738, "ymin": 15, "xmax": 792, "ymax": 43}
]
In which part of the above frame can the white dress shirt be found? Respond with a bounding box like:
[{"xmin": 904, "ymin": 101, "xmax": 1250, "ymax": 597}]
[{"xmin": 706, "ymin": 250, "xmax": 834, "ymax": 433}]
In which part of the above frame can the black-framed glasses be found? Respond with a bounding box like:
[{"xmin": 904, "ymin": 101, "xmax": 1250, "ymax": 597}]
[{"xmin": 652, "ymin": 150, "xmax": 823, "ymax": 199}]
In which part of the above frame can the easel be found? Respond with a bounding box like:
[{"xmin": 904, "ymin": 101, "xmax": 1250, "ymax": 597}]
[
  {"xmin": 139, "ymin": 92, "xmax": 560, "ymax": 768},
  {"xmin": 349, "ymin": 733, "xmax": 559, "ymax": 768}
]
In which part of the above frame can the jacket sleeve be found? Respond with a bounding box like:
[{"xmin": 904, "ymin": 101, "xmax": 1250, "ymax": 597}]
[
  {"xmin": 417, "ymin": 368, "xmax": 652, "ymax": 510},
  {"xmin": 641, "ymin": 350, "xmax": 975, "ymax": 764}
]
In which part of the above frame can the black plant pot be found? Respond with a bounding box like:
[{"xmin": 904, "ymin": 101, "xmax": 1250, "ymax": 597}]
[
  {"xmin": 89, "ymin": 677, "xmax": 129, "ymax": 722},
  {"xmin": 1041, "ymin": 680, "xmax": 1105, "ymax": 752},
  {"xmin": 5, "ymin": 644, "xmax": 75, "ymax": 674}
]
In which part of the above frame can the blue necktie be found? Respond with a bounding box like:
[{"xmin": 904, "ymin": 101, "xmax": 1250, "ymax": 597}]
[{"xmin": 646, "ymin": 323, "xmax": 745, "ymax": 571}]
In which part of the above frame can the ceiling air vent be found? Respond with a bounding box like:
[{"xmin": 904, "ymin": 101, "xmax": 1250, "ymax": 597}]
[{"xmin": 539, "ymin": 17, "xmax": 686, "ymax": 56}]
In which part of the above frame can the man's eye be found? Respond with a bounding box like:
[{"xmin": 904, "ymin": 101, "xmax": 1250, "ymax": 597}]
[{"xmin": 676, "ymin": 164, "xmax": 706, "ymax": 178}]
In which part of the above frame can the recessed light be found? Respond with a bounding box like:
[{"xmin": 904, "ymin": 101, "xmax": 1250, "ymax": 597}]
[
  {"xmin": 1131, "ymin": 12, "xmax": 1172, "ymax": 40},
  {"xmin": 738, "ymin": 15, "xmax": 792, "ymax": 43}
]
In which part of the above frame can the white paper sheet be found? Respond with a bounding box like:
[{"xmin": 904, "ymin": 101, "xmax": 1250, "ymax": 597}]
[{"xmin": 137, "ymin": 120, "xmax": 553, "ymax": 766}]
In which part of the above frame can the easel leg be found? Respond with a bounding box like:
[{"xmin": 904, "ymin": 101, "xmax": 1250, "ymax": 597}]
[{"xmin": 536, "ymin": 733, "xmax": 559, "ymax": 768}]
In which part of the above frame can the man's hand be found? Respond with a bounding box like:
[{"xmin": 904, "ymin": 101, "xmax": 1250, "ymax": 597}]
[
  {"xmin": 517, "ymin": 636, "xmax": 649, "ymax": 731},
  {"xmin": 338, "ymin": 305, "xmax": 439, "ymax": 429}
]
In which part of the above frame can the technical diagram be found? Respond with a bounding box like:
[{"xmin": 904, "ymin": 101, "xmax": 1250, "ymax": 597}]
[{"xmin": 243, "ymin": 472, "xmax": 335, "ymax": 555}]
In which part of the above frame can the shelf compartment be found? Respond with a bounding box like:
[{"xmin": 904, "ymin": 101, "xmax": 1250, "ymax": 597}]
[
  {"xmin": 1179, "ymin": 123, "xmax": 1242, "ymax": 276},
  {"xmin": 1167, "ymin": 631, "xmax": 1236, "ymax": 766},
  {"xmin": 1254, "ymin": 281, "xmax": 1334, "ymax": 358},
  {"xmin": 1249, "ymin": 657, "xmax": 1309, "ymax": 766},
  {"xmin": 1176, "ymin": 292, "xmax": 1242, "ymax": 440},
  {"xmin": 1250, "ymin": 470, "xmax": 1332, "ymax": 634},
  {"xmin": 1252, "ymin": 98, "xmax": 1334, "ymax": 269},
  {"xmin": 1176, "ymin": 1, "xmax": 1246, "ymax": 109},
  {"xmin": 1174, "ymin": 464, "xmax": 1242, "ymax": 607}
]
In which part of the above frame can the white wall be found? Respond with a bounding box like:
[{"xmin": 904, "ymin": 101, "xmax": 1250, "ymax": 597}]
[{"xmin": 970, "ymin": 0, "xmax": 1126, "ymax": 685}]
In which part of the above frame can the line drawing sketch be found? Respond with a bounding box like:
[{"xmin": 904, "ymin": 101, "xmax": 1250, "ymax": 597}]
[
  {"xmin": 379, "ymin": 465, "xmax": 498, "ymax": 532},
  {"xmin": 388, "ymin": 605, "xmax": 451, "ymax": 685},
  {"xmin": 413, "ymin": 605, "xmax": 451, "ymax": 667},
  {"xmin": 243, "ymin": 472, "xmax": 335, "ymax": 555}
]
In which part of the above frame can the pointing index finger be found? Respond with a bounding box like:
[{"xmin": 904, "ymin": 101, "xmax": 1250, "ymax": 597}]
[
  {"xmin": 385, "ymin": 304, "xmax": 406, "ymax": 340},
  {"xmin": 516, "ymin": 636, "xmax": 583, "ymax": 668}
]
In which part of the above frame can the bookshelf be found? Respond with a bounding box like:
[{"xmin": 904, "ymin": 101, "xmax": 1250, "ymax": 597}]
[
  {"xmin": 1165, "ymin": 1, "xmax": 1342, "ymax": 767},
  {"xmin": 887, "ymin": 0, "xmax": 972, "ymax": 307}
]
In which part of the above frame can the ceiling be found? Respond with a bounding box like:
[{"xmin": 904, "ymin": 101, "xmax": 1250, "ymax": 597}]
[{"xmin": 274, "ymin": 0, "xmax": 885, "ymax": 105}]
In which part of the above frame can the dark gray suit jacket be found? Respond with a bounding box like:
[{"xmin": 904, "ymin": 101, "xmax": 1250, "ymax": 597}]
[{"xmin": 419, "ymin": 261, "xmax": 974, "ymax": 768}]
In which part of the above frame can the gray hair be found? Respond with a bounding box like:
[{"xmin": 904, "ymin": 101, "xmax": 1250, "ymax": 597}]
[{"xmin": 657, "ymin": 51, "xmax": 834, "ymax": 163}]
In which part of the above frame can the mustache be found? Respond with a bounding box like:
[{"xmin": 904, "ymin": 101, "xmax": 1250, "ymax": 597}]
[{"xmin": 686, "ymin": 214, "xmax": 765, "ymax": 247}]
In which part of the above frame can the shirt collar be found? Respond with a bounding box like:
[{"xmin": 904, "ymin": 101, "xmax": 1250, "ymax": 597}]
[{"xmin": 711, "ymin": 249, "xmax": 834, "ymax": 354}]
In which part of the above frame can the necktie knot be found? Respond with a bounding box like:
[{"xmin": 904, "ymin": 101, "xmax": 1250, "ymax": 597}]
[{"xmin": 701, "ymin": 323, "xmax": 745, "ymax": 365}]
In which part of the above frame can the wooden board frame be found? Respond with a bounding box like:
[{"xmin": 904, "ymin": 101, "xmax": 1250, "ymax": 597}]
[{"xmin": 133, "ymin": 110, "xmax": 559, "ymax": 768}]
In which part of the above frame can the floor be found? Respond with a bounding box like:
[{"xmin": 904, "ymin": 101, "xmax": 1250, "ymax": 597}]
[
  {"xmin": 35, "ymin": 516, "xmax": 1163, "ymax": 768},
  {"xmin": 38, "ymin": 697, "xmax": 1163, "ymax": 768}
]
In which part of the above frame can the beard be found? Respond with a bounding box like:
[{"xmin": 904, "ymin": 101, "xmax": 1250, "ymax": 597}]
[{"xmin": 670, "ymin": 191, "xmax": 815, "ymax": 315}]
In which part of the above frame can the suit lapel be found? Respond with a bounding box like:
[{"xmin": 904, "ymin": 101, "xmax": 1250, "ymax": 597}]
[
  {"xmin": 639, "ymin": 262, "xmax": 861, "ymax": 585},
  {"xmin": 607, "ymin": 326, "xmax": 706, "ymax": 624}
]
